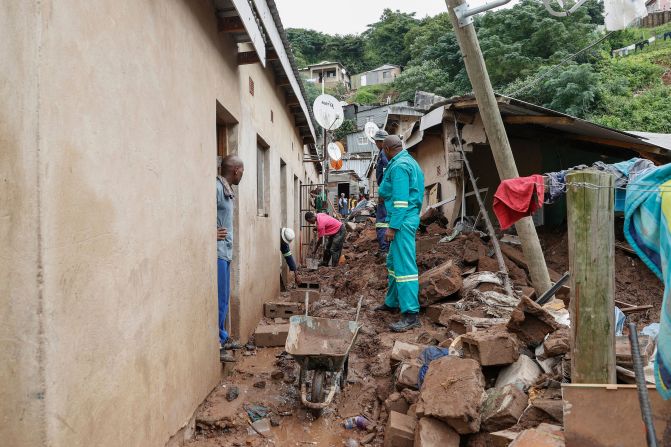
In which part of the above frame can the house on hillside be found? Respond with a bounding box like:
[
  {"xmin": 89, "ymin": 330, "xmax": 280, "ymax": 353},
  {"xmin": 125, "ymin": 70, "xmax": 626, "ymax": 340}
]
[
  {"xmin": 351, "ymin": 64, "xmax": 402, "ymax": 90},
  {"xmin": 647, "ymin": 0, "xmax": 671, "ymax": 12},
  {"xmin": 299, "ymin": 60, "xmax": 351, "ymax": 89},
  {"xmin": 1, "ymin": 1, "xmax": 321, "ymax": 447},
  {"xmin": 400, "ymin": 93, "xmax": 671, "ymax": 228}
]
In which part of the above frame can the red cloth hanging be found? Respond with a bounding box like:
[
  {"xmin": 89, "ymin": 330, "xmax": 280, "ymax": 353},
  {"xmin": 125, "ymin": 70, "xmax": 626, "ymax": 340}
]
[{"xmin": 493, "ymin": 175, "xmax": 545, "ymax": 230}]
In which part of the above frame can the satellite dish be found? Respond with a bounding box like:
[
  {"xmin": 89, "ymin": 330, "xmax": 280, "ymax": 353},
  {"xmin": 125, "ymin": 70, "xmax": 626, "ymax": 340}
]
[
  {"xmin": 313, "ymin": 94, "xmax": 344, "ymax": 130},
  {"xmin": 327, "ymin": 143, "xmax": 342, "ymax": 161},
  {"xmin": 335, "ymin": 141, "xmax": 345, "ymax": 154},
  {"xmin": 330, "ymin": 159, "xmax": 343, "ymax": 170},
  {"xmin": 364, "ymin": 122, "xmax": 380, "ymax": 143}
]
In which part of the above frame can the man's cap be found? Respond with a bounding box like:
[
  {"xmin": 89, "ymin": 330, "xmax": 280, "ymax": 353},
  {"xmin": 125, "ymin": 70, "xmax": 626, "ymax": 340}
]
[
  {"xmin": 383, "ymin": 135, "xmax": 403, "ymax": 151},
  {"xmin": 281, "ymin": 228, "xmax": 295, "ymax": 244},
  {"xmin": 373, "ymin": 130, "xmax": 389, "ymax": 141}
]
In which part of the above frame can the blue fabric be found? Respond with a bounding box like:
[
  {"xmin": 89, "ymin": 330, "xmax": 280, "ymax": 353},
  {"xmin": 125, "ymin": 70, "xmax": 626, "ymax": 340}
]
[
  {"xmin": 376, "ymin": 227, "xmax": 389, "ymax": 251},
  {"xmin": 624, "ymin": 163, "xmax": 671, "ymax": 399},
  {"xmin": 218, "ymin": 258, "xmax": 231, "ymax": 344},
  {"xmin": 217, "ymin": 178, "xmax": 234, "ymax": 261},
  {"xmin": 281, "ymin": 240, "xmax": 297, "ymax": 271},
  {"xmin": 417, "ymin": 347, "xmax": 451, "ymax": 388},
  {"xmin": 376, "ymin": 150, "xmax": 389, "ymax": 186}
]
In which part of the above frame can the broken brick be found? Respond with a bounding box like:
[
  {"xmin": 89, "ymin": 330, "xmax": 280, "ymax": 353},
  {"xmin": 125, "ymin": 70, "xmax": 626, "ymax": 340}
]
[
  {"xmin": 390, "ymin": 340, "xmax": 428, "ymax": 366},
  {"xmin": 495, "ymin": 354, "xmax": 542, "ymax": 391},
  {"xmin": 426, "ymin": 303, "xmax": 457, "ymax": 324},
  {"xmin": 467, "ymin": 432, "xmax": 514, "ymax": 447},
  {"xmin": 530, "ymin": 398, "xmax": 563, "ymax": 423},
  {"xmin": 418, "ymin": 260, "xmax": 462, "ymax": 306},
  {"xmin": 385, "ymin": 392, "xmax": 410, "ymax": 415},
  {"xmin": 401, "ymin": 388, "xmax": 420, "ymax": 405},
  {"xmin": 253, "ymin": 324, "xmax": 289, "ymax": 347},
  {"xmin": 384, "ymin": 411, "xmax": 416, "ymax": 447},
  {"xmin": 417, "ymin": 236, "xmax": 442, "ymax": 253},
  {"xmin": 481, "ymin": 384, "xmax": 528, "ymax": 432},
  {"xmin": 509, "ymin": 428, "xmax": 565, "ymax": 447},
  {"xmin": 543, "ymin": 328, "xmax": 569, "ymax": 357},
  {"xmin": 417, "ymin": 356, "xmax": 485, "ymax": 434},
  {"xmin": 414, "ymin": 417, "xmax": 460, "ymax": 447},
  {"xmin": 464, "ymin": 234, "xmax": 487, "ymax": 265},
  {"xmin": 395, "ymin": 360, "xmax": 422, "ymax": 390},
  {"xmin": 407, "ymin": 404, "xmax": 417, "ymax": 419},
  {"xmin": 263, "ymin": 302, "xmax": 303, "ymax": 319},
  {"xmin": 461, "ymin": 326, "xmax": 520, "ymax": 366},
  {"xmin": 506, "ymin": 296, "xmax": 560, "ymax": 347},
  {"xmin": 289, "ymin": 288, "xmax": 319, "ymax": 303}
]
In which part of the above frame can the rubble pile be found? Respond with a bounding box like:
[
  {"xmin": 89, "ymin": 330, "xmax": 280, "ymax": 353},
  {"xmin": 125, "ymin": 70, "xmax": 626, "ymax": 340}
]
[{"xmin": 190, "ymin": 219, "xmax": 663, "ymax": 446}]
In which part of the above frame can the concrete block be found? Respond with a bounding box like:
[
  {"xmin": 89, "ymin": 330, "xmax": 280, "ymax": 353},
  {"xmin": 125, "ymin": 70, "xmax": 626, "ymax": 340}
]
[
  {"xmin": 509, "ymin": 428, "xmax": 565, "ymax": 447},
  {"xmin": 495, "ymin": 355, "xmax": 542, "ymax": 391},
  {"xmin": 417, "ymin": 356, "xmax": 485, "ymax": 434},
  {"xmin": 391, "ymin": 340, "xmax": 428, "ymax": 366},
  {"xmin": 461, "ymin": 327, "xmax": 520, "ymax": 366},
  {"xmin": 414, "ymin": 417, "xmax": 460, "ymax": 447},
  {"xmin": 254, "ymin": 324, "xmax": 290, "ymax": 347},
  {"xmin": 263, "ymin": 302, "xmax": 303, "ymax": 319},
  {"xmin": 384, "ymin": 411, "xmax": 416, "ymax": 447},
  {"xmin": 481, "ymin": 384, "xmax": 528, "ymax": 432},
  {"xmin": 418, "ymin": 260, "xmax": 462, "ymax": 307},
  {"xmin": 535, "ymin": 344, "xmax": 559, "ymax": 374},
  {"xmin": 506, "ymin": 296, "xmax": 560, "ymax": 347},
  {"xmin": 289, "ymin": 288, "xmax": 319, "ymax": 303},
  {"xmin": 395, "ymin": 360, "xmax": 422, "ymax": 390},
  {"xmin": 426, "ymin": 303, "xmax": 457, "ymax": 324},
  {"xmin": 530, "ymin": 398, "xmax": 563, "ymax": 423},
  {"xmin": 385, "ymin": 392, "xmax": 410, "ymax": 415},
  {"xmin": 543, "ymin": 328, "xmax": 569, "ymax": 357}
]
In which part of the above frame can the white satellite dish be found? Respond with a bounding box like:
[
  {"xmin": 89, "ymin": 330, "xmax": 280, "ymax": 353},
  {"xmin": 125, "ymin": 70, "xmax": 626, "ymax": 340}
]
[
  {"xmin": 364, "ymin": 122, "xmax": 380, "ymax": 143},
  {"xmin": 327, "ymin": 143, "xmax": 342, "ymax": 161},
  {"xmin": 313, "ymin": 94, "xmax": 344, "ymax": 130}
]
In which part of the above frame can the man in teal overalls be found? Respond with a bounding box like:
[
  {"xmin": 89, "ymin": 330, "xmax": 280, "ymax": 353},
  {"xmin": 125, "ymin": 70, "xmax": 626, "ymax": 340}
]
[{"xmin": 374, "ymin": 135, "xmax": 424, "ymax": 332}]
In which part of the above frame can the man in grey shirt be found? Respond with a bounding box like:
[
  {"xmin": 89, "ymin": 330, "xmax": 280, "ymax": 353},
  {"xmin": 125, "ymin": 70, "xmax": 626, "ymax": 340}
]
[{"xmin": 217, "ymin": 155, "xmax": 244, "ymax": 363}]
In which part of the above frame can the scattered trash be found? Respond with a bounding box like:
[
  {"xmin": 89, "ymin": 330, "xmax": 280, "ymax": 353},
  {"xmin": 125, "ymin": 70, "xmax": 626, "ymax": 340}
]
[
  {"xmin": 344, "ymin": 439, "xmax": 360, "ymax": 447},
  {"xmin": 269, "ymin": 414, "xmax": 282, "ymax": 427},
  {"xmin": 343, "ymin": 415, "xmax": 370, "ymax": 430},
  {"xmin": 641, "ymin": 323, "xmax": 660, "ymax": 341},
  {"xmin": 417, "ymin": 346, "xmax": 451, "ymax": 388},
  {"xmin": 615, "ymin": 306, "xmax": 626, "ymax": 336},
  {"xmin": 247, "ymin": 418, "xmax": 271, "ymax": 436},
  {"xmin": 244, "ymin": 404, "xmax": 270, "ymax": 422}
]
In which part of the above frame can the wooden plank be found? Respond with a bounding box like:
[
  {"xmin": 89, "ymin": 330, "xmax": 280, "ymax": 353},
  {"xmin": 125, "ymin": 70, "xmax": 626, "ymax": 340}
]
[
  {"xmin": 563, "ymin": 384, "xmax": 671, "ymax": 446},
  {"xmin": 229, "ymin": 0, "xmax": 266, "ymax": 66},
  {"xmin": 621, "ymin": 304, "xmax": 653, "ymax": 313},
  {"xmin": 567, "ymin": 170, "xmax": 616, "ymax": 384},
  {"xmin": 237, "ymin": 51, "xmax": 260, "ymax": 65},
  {"xmin": 503, "ymin": 115, "xmax": 575, "ymax": 125},
  {"xmin": 569, "ymin": 134, "xmax": 664, "ymax": 154},
  {"xmin": 218, "ymin": 16, "xmax": 245, "ymax": 33}
]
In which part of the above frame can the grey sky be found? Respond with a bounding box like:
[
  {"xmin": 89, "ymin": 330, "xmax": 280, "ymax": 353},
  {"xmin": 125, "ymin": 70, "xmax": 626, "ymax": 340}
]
[
  {"xmin": 274, "ymin": 0, "xmax": 447, "ymax": 35},
  {"xmin": 274, "ymin": 0, "xmax": 517, "ymax": 35}
]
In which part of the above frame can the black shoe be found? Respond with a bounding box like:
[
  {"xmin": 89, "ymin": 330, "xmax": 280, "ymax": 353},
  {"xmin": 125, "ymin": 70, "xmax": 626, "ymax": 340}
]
[
  {"xmin": 220, "ymin": 348, "xmax": 236, "ymax": 363},
  {"xmin": 390, "ymin": 313, "xmax": 421, "ymax": 332},
  {"xmin": 222, "ymin": 339, "xmax": 243, "ymax": 350},
  {"xmin": 374, "ymin": 303, "xmax": 398, "ymax": 313}
]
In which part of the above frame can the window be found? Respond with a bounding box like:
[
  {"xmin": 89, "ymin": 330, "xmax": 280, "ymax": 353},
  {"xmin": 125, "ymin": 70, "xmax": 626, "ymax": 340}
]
[
  {"xmin": 257, "ymin": 137, "xmax": 270, "ymax": 216},
  {"xmin": 383, "ymin": 71, "xmax": 391, "ymax": 79},
  {"xmin": 358, "ymin": 135, "xmax": 368, "ymax": 145},
  {"xmin": 326, "ymin": 70, "xmax": 336, "ymax": 78}
]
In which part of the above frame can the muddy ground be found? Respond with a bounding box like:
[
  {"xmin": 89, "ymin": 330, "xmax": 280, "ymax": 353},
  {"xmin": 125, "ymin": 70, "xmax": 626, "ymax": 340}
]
[{"xmin": 186, "ymin": 221, "xmax": 662, "ymax": 446}]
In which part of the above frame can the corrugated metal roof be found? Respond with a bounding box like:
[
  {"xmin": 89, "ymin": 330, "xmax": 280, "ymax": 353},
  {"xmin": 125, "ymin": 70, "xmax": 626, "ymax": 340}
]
[
  {"xmin": 627, "ymin": 131, "xmax": 671, "ymax": 151},
  {"xmin": 420, "ymin": 93, "xmax": 671, "ymax": 160},
  {"xmin": 341, "ymin": 157, "xmax": 373, "ymax": 180}
]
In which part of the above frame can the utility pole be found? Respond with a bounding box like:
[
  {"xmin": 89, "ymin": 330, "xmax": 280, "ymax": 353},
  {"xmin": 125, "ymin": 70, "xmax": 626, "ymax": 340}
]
[{"xmin": 445, "ymin": 0, "xmax": 552, "ymax": 297}]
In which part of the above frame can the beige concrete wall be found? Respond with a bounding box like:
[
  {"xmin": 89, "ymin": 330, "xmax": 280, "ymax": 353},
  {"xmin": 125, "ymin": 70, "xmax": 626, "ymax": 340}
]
[
  {"xmin": 1, "ymin": 0, "xmax": 319, "ymax": 446},
  {"xmin": 232, "ymin": 62, "xmax": 319, "ymax": 341},
  {"xmin": 0, "ymin": 2, "xmax": 45, "ymax": 446}
]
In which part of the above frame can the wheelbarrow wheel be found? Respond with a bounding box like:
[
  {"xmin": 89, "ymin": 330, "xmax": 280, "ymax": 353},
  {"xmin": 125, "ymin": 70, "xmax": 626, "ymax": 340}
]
[{"xmin": 310, "ymin": 370, "xmax": 325, "ymax": 417}]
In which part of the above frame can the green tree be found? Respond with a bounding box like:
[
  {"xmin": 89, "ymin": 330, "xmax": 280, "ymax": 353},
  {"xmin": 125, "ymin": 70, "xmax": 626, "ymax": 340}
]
[
  {"xmin": 362, "ymin": 9, "xmax": 420, "ymax": 67},
  {"xmin": 333, "ymin": 119, "xmax": 358, "ymax": 141}
]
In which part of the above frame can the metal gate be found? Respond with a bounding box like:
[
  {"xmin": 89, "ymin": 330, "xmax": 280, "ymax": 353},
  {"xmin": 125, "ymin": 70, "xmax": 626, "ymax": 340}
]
[{"xmin": 298, "ymin": 183, "xmax": 327, "ymax": 264}]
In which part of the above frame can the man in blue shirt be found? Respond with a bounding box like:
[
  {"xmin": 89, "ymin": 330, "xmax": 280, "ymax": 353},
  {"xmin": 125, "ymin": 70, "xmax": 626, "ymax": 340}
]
[
  {"xmin": 217, "ymin": 155, "xmax": 244, "ymax": 363},
  {"xmin": 373, "ymin": 130, "xmax": 389, "ymax": 254}
]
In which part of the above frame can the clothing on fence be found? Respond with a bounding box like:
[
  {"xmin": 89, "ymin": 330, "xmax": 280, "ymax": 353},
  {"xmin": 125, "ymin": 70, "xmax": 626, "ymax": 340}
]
[
  {"xmin": 493, "ymin": 174, "xmax": 545, "ymax": 229},
  {"xmin": 623, "ymin": 163, "xmax": 671, "ymax": 400}
]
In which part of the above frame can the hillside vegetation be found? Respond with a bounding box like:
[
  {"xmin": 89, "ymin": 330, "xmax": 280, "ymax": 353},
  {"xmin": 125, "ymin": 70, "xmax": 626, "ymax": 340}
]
[{"xmin": 288, "ymin": 0, "xmax": 671, "ymax": 132}]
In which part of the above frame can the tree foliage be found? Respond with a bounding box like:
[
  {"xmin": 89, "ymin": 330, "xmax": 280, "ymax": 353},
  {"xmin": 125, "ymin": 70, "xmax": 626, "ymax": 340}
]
[{"xmin": 288, "ymin": 0, "xmax": 671, "ymax": 131}]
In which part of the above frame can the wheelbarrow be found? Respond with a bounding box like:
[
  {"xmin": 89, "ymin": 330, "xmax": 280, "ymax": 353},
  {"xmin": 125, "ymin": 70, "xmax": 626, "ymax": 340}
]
[{"xmin": 285, "ymin": 295, "xmax": 362, "ymax": 416}]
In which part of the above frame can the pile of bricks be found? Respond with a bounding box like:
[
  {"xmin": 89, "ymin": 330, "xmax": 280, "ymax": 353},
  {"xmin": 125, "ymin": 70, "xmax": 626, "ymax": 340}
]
[{"xmin": 383, "ymin": 283, "xmax": 570, "ymax": 447}]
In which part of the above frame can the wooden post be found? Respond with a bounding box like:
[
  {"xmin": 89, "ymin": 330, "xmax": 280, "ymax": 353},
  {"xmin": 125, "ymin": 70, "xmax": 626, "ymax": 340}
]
[
  {"xmin": 445, "ymin": 0, "xmax": 552, "ymax": 297},
  {"xmin": 566, "ymin": 170, "xmax": 616, "ymax": 384}
]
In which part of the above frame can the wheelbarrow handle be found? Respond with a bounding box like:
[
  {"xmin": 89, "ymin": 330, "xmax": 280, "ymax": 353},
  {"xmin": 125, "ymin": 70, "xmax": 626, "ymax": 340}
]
[
  {"xmin": 305, "ymin": 290, "xmax": 309, "ymax": 317},
  {"xmin": 355, "ymin": 296, "xmax": 363, "ymax": 323}
]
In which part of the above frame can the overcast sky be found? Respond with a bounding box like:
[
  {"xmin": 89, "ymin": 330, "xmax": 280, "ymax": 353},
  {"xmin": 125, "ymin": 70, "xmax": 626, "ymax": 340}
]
[
  {"xmin": 274, "ymin": 0, "xmax": 516, "ymax": 35},
  {"xmin": 275, "ymin": 0, "xmax": 447, "ymax": 35}
]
